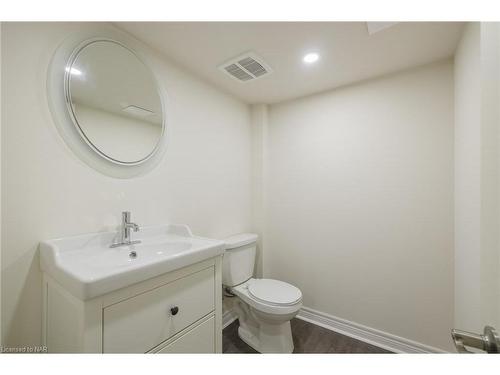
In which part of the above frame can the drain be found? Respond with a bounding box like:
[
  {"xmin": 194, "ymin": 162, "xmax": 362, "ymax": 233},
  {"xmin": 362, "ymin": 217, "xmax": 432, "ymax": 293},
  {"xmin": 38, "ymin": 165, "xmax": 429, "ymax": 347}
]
[{"xmin": 129, "ymin": 251, "xmax": 137, "ymax": 259}]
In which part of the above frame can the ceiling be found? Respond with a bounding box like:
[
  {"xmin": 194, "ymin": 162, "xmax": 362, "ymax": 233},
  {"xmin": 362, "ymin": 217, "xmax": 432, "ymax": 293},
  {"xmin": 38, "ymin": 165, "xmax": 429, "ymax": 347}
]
[{"xmin": 116, "ymin": 22, "xmax": 465, "ymax": 104}]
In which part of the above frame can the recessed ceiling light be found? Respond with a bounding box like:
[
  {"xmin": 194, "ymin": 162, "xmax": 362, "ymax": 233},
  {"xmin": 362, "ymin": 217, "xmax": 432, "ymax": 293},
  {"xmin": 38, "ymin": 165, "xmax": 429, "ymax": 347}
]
[
  {"xmin": 65, "ymin": 67, "xmax": 82, "ymax": 76},
  {"xmin": 303, "ymin": 53, "xmax": 320, "ymax": 64}
]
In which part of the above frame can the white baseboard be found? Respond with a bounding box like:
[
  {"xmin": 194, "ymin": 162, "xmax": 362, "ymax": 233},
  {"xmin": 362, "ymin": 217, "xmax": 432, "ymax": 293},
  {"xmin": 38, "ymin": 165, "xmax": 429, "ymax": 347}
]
[
  {"xmin": 297, "ymin": 306, "xmax": 447, "ymax": 353},
  {"xmin": 222, "ymin": 309, "xmax": 238, "ymax": 329},
  {"xmin": 222, "ymin": 305, "xmax": 446, "ymax": 353}
]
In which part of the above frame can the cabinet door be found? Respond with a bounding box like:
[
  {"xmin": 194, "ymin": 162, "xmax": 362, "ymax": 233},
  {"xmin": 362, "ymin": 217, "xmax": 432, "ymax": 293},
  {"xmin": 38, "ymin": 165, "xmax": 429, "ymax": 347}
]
[
  {"xmin": 155, "ymin": 316, "xmax": 215, "ymax": 353},
  {"xmin": 103, "ymin": 267, "xmax": 214, "ymax": 353}
]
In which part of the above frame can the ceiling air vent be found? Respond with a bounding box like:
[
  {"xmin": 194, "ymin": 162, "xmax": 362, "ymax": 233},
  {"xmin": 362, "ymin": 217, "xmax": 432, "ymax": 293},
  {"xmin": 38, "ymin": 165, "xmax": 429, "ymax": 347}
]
[{"xmin": 219, "ymin": 52, "xmax": 272, "ymax": 83}]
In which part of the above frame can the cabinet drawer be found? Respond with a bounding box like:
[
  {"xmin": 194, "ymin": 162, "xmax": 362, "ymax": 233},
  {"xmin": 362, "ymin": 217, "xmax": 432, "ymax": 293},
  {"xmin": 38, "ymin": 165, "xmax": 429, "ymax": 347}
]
[
  {"xmin": 103, "ymin": 267, "xmax": 214, "ymax": 353},
  {"xmin": 154, "ymin": 316, "xmax": 215, "ymax": 353}
]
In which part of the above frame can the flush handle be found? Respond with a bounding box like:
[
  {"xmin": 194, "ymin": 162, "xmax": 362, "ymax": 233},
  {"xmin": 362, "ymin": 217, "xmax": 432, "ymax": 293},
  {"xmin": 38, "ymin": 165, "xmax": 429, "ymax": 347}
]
[{"xmin": 170, "ymin": 306, "xmax": 179, "ymax": 316}]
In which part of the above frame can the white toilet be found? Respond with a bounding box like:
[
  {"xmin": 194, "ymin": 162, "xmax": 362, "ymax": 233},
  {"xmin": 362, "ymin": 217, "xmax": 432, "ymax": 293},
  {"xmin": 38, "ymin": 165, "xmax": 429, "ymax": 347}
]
[{"xmin": 223, "ymin": 233, "xmax": 302, "ymax": 353}]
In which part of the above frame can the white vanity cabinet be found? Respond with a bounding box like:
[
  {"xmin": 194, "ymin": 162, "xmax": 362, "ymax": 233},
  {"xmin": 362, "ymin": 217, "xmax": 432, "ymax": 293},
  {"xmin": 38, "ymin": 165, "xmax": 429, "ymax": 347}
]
[{"xmin": 42, "ymin": 257, "xmax": 223, "ymax": 353}]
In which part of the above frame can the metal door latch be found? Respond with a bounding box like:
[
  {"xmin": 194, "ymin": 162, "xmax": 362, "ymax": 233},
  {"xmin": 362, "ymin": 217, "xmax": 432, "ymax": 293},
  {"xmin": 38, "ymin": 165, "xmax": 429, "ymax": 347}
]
[{"xmin": 451, "ymin": 326, "xmax": 500, "ymax": 353}]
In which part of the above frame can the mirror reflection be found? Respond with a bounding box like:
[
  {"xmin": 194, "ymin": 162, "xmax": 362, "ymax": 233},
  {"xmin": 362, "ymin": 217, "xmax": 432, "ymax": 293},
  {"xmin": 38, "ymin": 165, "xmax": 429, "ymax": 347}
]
[{"xmin": 67, "ymin": 40, "xmax": 164, "ymax": 164}]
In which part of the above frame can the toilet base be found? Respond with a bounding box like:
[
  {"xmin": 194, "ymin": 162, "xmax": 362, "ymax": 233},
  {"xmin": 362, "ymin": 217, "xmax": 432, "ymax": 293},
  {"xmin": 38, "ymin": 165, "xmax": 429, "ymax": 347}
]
[
  {"xmin": 237, "ymin": 318, "xmax": 294, "ymax": 353},
  {"xmin": 238, "ymin": 325, "xmax": 261, "ymax": 352}
]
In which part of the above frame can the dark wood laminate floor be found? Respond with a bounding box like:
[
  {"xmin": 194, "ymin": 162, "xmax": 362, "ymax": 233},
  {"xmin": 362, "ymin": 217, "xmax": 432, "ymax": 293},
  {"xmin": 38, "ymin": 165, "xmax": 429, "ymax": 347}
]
[{"xmin": 223, "ymin": 318, "xmax": 392, "ymax": 354}]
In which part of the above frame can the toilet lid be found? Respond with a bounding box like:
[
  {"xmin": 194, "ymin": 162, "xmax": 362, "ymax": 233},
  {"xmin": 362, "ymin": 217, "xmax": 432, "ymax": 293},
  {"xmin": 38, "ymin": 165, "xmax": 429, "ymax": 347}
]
[{"xmin": 248, "ymin": 279, "xmax": 302, "ymax": 306}]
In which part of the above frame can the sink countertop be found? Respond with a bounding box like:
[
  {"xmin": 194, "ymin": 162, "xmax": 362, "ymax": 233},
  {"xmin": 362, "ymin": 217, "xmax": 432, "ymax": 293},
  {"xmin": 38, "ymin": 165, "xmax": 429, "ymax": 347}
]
[{"xmin": 40, "ymin": 224, "xmax": 225, "ymax": 300}]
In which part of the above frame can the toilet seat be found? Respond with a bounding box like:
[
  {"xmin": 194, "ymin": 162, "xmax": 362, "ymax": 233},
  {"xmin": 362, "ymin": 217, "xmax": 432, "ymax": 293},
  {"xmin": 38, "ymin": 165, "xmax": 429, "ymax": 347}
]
[
  {"xmin": 248, "ymin": 279, "xmax": 302, "ymax": 306},
  {"xmin": 232, "ymin": 278, "xmax": 302, "ymax": 316}
]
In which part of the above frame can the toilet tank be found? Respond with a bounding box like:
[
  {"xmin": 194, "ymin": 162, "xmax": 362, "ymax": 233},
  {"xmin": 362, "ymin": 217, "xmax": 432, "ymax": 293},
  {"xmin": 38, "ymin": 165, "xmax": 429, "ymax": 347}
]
[{"xmin": 222, "ymin": 233, "xmax": 258, "ymax": 287}]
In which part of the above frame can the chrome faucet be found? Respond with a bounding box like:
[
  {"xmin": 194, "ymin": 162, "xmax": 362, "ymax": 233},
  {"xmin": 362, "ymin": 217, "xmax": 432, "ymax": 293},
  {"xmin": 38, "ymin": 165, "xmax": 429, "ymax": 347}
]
[{"xmin": 110, "ymin": 211, "xmax": 141, "ymax": 248}]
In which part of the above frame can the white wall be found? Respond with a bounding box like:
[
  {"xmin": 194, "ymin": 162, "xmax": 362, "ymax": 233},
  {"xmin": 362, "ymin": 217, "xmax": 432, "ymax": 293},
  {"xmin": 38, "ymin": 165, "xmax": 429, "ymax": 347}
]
[
  {"xmin": 454, "ymin": 23, "xmax": 482, "ymax": 332},
  {"xmin": 1, "ymin": 22, "xmax": 252, "ymax": 347},
  {"xmin": 0, "ymin": 21, "xmax": 2, "ymax": 346},
  {"xmin": 454, "ymin": 22, "xmax": 500, "ymax": 333},
  {"xmin": 264, "ymin": 61, "xmax": 455, "ymax": 351},
  {"xmin": 478, "ymin": 22, "xmax": 500, "ymax": 332},
  {"xmin": 250, "ymin": 104, "xmax": 268, "ymax": 279}
]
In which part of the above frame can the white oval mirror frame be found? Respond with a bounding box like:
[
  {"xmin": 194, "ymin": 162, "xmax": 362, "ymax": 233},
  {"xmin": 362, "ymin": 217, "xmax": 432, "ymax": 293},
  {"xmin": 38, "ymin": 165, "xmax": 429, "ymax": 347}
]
[{"xmin": 47, "ymin": 28, "xmax": 168, "ymax": 178}]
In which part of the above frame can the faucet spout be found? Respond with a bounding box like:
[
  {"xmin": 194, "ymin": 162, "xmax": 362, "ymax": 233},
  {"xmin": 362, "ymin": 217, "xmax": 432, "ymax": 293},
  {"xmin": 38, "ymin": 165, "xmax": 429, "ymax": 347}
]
[
  {"xmin": 110, "ymin": 211, "xmax": 141, "ymax": 248},
  {"xmin": 126, "ymin": 222, "xmax": 140, "ymax": 232}
]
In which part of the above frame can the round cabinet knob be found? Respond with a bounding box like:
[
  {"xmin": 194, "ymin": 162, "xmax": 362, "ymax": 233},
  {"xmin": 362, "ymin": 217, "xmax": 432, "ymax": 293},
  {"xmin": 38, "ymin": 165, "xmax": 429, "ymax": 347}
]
[{"xmin": 170, "ymin": 306, "xmax": 179, "ymax": 316}]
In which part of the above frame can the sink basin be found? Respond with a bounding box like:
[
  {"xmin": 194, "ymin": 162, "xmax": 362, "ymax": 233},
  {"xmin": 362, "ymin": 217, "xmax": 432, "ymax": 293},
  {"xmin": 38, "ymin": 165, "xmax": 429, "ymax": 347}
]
[{"xmin": 39, "ymin": 224, "xmax": 225, "ymax": 300}]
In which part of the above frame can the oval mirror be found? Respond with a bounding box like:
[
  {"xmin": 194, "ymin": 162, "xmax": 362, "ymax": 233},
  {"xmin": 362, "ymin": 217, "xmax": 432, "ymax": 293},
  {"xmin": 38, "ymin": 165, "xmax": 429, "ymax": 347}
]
[{"xmin": 65, "ymin": 39, "xmax": 164, "ymax": 164}]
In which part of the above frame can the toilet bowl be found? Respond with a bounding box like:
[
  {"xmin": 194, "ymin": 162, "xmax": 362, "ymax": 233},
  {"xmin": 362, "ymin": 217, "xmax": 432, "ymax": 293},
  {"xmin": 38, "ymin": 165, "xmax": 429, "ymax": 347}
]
[
  {"xmin": 230, "ymin": 278, "xmax": 302, "ymax": 353},
  {"xmin": 223, "ymin": 234, "xmax": 302, "ymax": 353}
]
